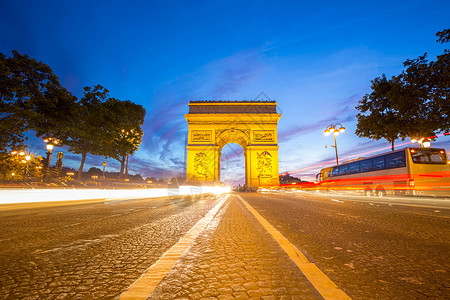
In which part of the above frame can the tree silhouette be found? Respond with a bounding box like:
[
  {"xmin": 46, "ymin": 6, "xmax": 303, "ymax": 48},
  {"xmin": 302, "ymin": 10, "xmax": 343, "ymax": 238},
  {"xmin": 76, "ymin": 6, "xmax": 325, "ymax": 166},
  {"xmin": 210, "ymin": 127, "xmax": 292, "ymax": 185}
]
[{"xmin": 356, "ymin": 29, "xmax": 449, "ymax": 149}]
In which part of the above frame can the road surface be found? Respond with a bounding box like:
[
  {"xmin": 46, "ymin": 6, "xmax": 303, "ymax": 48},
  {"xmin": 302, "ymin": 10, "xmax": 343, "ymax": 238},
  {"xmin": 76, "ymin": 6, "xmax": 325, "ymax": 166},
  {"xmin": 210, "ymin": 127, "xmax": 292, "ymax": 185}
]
[{"xmin": 0, "ymin": 191, "xmax": 448, "ymax": 299}]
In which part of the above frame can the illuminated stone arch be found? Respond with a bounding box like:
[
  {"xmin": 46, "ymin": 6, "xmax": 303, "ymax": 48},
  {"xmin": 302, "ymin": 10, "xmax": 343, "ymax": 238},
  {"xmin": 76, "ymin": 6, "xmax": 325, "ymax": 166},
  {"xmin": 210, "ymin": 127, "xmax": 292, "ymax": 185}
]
[
  {"xmin": 216, "ymin": 128, "xmax": 250, "ymax": 150},
  {"xmin": 185, "ymin": 100, "xmax": 281, "ymax": 188}
]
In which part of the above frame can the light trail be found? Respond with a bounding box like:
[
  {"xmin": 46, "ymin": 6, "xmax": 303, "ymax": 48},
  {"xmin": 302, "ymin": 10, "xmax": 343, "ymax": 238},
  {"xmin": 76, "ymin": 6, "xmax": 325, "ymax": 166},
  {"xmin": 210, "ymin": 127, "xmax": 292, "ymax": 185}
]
[
  {"xmin": 0, "ymin": 186, "xmax": 231, "ymax": 205},
  {"xmin": 283, "ymin": 132, "xmax": 450, "ymax": 178}
]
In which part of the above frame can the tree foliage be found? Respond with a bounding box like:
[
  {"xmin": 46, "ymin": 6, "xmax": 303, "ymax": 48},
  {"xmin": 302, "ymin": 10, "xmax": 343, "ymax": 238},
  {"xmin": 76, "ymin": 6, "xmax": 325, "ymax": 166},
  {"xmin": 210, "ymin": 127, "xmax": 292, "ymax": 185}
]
[
  {"xmin": 57, "ymin": 87, "xmax": 146, "ymax": 180},
  {"xmin": 356, "ymin": 29, "xmax": 449, "ymax": 149},
  {"xmin": 0, "ymin": 152, "xmax": 43, "ymax": 181},
  {"xmin": 0, "ymin": 51, "xmax": 69, "ymax": 153},
  {"xmin": 101, "ymin": 98, "xmax": 145, "ymax": 179},
  {"xmin": 31, "ymin": 84, "xmax": 78, "ymax": 139},
  {"xmin": 356, "ymin": 75, "xmax": 405, "ymax": 150},
  {"xmin": 58, "ymin": 85, "xmax": 110, "ymax": 180},
  {"xmin": 0, "ymin": 51, "xmax": 146, "ymax": 181}
]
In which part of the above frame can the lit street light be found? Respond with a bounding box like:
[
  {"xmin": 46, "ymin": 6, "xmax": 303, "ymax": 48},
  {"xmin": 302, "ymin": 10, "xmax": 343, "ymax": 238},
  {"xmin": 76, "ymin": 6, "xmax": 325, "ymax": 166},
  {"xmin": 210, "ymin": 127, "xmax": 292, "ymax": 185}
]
[
  {"xmin": 24, "ymin": 155, "xmax": 31, "ymax": 180},
  {"xmin": 43, "ymin": 137, "xmax": 59, "ymax": 182},
  {"xmin": 44, "ymin": 144, "xmax": 54, "ymax": 182},
  {"xmin": 10, "ymin": 150, "xmax": 33, "ymax": 181},
  {"xmin": 324, "ymin": 123, "xmax": 345, "ymax": 165},
  {"xmin": 410, "ymin": 137, "xmax": 431, "ymax": 148}
]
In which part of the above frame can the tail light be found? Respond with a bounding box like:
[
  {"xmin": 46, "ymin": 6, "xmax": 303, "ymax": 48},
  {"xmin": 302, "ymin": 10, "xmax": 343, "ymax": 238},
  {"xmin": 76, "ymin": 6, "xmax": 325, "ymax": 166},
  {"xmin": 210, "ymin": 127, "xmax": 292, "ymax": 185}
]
[{"xmin": 409, "ymin": 179, "xmax": 415, "ymax": 187}]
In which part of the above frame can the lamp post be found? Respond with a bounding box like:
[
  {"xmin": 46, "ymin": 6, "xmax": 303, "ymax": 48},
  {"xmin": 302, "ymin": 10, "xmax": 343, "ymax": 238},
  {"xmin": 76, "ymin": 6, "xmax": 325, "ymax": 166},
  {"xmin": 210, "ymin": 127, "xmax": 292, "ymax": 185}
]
[
  {"xmin": 411, "ymin": 137, "xmax": 431, "ymax": 148},
  {"xmin": 11, "ymin": 150, "xmax": 31, "ymax": 181},
  {"xmin": 43, "ymin": 137, "xmax": 59, "ymax": 182},
  {"xmin": 44, "ymin": 144, "xmax": 54, "ymax": 182},
  {"xmin": 24, "ymin": 155, "xmax": 31, "ymax": 180},
  {"xmin": 102, "ymin": 161, "xmax": 107, "ymax": 178},
  {"xmin": 324, "ymin": 123, "xmax": 345, "ymax": 165}
]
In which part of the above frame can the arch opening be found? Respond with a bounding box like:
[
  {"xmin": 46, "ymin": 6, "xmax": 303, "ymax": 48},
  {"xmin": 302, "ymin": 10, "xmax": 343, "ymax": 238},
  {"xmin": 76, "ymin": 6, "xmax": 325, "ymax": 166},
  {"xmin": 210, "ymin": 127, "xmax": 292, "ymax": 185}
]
[
  {"xmin": 220, "ymin": 143, "xmax": 245, "ymax": 187},
  {"xmin": 216, "ymin": 129, "xmax": 249, "ymax": 151},
  {"xmin": 185, "ymin": 100, "xmax": 280, "ymax": 188}
]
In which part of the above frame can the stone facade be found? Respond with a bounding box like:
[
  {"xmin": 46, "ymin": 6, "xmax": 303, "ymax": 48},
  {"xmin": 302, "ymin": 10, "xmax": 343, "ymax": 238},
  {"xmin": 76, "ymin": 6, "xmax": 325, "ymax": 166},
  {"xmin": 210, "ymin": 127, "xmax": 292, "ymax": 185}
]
[{"xmin": 185, "ymin": 101, "xmax": 281, "ymax": 188}]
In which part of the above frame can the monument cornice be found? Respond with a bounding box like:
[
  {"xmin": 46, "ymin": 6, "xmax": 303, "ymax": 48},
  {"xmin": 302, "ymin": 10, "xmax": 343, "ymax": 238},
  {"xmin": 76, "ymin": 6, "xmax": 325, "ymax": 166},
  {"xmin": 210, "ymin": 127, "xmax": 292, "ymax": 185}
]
[
  {"xmin": 185, "ymin": 113, "xmax": 281, "ymax": 124},
  {"xmin": 188, "ymin": 101, "xmax": 279, "ymax": 114},
  {"xmin": 185, "ymin": 100, "xmax": 281, "ymax": 188},
  {"xmin": 189, "ymin": 100, "xmax": 276, "ymax": 105}
]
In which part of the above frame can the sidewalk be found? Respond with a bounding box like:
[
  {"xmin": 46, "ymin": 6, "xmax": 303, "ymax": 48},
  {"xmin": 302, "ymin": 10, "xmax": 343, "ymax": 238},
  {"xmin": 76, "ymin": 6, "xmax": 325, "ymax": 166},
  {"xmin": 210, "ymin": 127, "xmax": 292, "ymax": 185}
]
[{"xmin": 150, "ymin": 194, "xmax": 320, "ymax": 299}]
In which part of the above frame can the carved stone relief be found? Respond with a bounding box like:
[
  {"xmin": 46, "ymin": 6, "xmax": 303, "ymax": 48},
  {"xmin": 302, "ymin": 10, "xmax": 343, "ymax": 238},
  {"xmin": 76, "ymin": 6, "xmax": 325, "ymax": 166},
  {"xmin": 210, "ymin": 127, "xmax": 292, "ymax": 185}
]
[
  {"xmin": 215, "ymin": 128, "xmax": 250, "ymax": 140},
  {"xmin": 257, "ymin": 151, "xmax": 272, "ymax": 177},
  {"xmin": 192, "ymin": 130, "xmax": 212, "ymax": 142},
  {"xmin": 193, "ymin": 152, "xmax": 208, "ymax": 177},
  {"xmin": 215, "ymin": 129, "xmax": 227, "ymax": 140},
  {"xmin": 254, "ymin": 130, "xmax": 274, "ymax": 142}
]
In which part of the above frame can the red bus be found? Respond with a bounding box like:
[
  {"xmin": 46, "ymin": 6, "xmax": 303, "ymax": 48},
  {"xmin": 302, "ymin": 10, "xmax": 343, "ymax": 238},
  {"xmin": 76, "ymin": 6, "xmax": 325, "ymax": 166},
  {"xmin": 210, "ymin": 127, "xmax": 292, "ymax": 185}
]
[{"xmin": 316, "ymin": 147, "xmax": 450, "ymax": 197}]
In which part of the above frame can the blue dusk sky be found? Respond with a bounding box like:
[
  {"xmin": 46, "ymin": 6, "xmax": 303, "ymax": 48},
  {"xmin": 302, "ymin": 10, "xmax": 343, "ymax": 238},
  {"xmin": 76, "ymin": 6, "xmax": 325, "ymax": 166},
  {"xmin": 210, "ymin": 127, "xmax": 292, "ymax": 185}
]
[{"xmin": 1, "ymin": 0, "xmax": 449, "ymax": 185}]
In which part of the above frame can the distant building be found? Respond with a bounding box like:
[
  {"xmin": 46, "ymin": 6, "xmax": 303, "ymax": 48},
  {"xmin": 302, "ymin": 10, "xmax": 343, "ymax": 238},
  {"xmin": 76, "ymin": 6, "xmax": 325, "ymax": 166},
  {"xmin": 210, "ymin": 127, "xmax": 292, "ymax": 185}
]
[{"xmin": 279, "ymin": 173, "xmax": 303, "ymax": 184}]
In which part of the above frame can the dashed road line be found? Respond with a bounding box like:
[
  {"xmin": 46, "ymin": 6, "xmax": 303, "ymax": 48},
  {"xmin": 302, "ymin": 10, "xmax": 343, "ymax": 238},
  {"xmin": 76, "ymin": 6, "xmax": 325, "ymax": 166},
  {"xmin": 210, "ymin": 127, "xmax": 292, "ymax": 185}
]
[
  {"xmin": 119, "ymin": 194, "xmax": 229, "ymax": 299},
  {"xmin": 238, "ymin": 194, "xmax": 351, "ymax": 300}
]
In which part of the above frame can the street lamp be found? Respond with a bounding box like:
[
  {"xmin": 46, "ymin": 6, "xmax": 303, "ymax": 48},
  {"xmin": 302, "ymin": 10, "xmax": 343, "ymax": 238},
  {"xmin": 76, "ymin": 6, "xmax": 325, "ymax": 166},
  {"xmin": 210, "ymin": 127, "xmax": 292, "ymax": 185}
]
[
  {"xmin": 11, "ymin": 150, "xmax": 31, "ymax": 181},
  {"xmin": 410, "ymin": 137, "xmax": 431, "ymax": 148},
  {"xmin": 422, "ymin": 138, "xmax": 431, "ymax": 148},
  {"xmin": 44, "ymin": 143, "xmax": 54, "ymax": 182},
  {"xmin": 25, "ymin": 155, "xmax": 31, "ymax": 180},
  {"xmin": 43, "ymin": 137, "xmax": 59, "ymax": 182},
  {"xmin": 324, "ymin": 123, "xmax": 345, "ymax": 165},
  {"xmin": 102, "ymin": 161, "xmax": 107, "ymax": 178}
]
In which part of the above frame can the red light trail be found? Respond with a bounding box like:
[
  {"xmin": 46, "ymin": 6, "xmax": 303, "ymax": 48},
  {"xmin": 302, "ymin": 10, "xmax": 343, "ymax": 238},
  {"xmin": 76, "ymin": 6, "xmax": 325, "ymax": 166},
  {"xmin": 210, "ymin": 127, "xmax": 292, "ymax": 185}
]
[{"xmin": 282, "ymin": 132, "xmax": 450, "ymax": 177}]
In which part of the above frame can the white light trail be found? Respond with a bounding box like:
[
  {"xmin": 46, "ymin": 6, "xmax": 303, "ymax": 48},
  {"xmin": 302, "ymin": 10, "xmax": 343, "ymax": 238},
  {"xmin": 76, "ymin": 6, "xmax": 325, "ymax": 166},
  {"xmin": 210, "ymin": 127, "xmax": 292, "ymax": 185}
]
[{"xmin": 0, "ymin": 186, "xmax": 231, "ymax": 205}]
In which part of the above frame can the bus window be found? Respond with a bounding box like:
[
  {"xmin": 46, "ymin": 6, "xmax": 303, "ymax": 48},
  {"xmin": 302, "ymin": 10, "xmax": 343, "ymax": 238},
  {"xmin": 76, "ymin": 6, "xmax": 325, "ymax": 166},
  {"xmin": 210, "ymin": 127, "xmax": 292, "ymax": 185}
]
[
  {"xmin": 385, "ymin": 151, "xmax": 406, "ymax": 169},
  {"xmin": 348, "ymin": 161, "xmax": 360, "ymax": 174},
  {"xmin": 340, "ymin": 164, "xmax": 349, "ymax": 175},
  {"xmin": 360, "ymin": 159, "xmax": 372, "ymax": 172},
  {"xmin": 411, "ymin": 149, "xmax": 447, "ymax": 164},
  {"xmin": 332, "ymin": 166, "xmax": 339, "ymax": 176},
  {"xmin": 373, "ymin": 156, "xmax": 385, "ymax": 170}
]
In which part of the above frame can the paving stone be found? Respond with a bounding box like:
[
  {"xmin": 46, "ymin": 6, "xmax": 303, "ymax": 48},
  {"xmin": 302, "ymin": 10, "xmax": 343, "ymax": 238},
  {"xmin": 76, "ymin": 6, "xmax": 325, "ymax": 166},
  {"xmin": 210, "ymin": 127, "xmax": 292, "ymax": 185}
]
[
  {"xmin": 150, "ymin": 195, "xmax": 318, "ymax": 299},
  {"xmin": 201, "ymin": 288, "xmax": 220, "ymax": 297},
  {"xmin": 233, "ymin": 291, "xmax": 250, "ymax": 299},
  {"xmin": 0, "ymin": 194, "xmax": 222, "ymax": 299},
  {"xmin": 232, "ymin": 284, "xmax": 246, "ymax": 292},
  {"xmin": 247, "ymin": 289, "xmax": 264, "ymax": 297},
  {"xmin": 217, "ymin": 295, "xmax": 235, "ymax": 300},
  {"xmin": 217, "ymin": 287, "xmax": 233, "ymax": 295},
  {"xmin": 243, "ymin": 282, "xmax": 258, "ymax": 290}
]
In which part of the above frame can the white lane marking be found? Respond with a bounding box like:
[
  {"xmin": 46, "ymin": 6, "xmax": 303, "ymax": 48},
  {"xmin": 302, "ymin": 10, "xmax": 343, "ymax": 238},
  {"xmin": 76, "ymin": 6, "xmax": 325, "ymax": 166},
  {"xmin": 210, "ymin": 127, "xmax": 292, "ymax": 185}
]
[
  {"xmin": 331, "ymin": 199, "xmax": 344, "ymax": 203},
  {"xmin": 238, "ymin": 195, "xmax": 351, "ymax": 300},
  {"xmin": 119, "ymin": 194, "xmax": 229, "ymax": 299},
  {"xmin": 293, "ymin": 191, "xmax": 450, "ymax": 210}
]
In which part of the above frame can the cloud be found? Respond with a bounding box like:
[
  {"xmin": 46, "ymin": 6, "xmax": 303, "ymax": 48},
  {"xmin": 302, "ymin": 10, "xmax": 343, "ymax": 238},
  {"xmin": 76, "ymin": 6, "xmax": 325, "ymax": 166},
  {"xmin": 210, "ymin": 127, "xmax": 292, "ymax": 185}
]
[
  {"xmin": 209, "ymin": 53, "xmax": 265, "ymax": 98},
  {"xmin": 221, "ymin": 146, "xmax": 244, "ymax": 161},
  {"xmin": 278, "ymin": 114, "xmax": 355, "ymax": 143},
  {"xmin": 128, "ymin": 156, "xmax": 181, "ymax": 179},
  {"xmin": 131, "ymin": 50, "xmax": 267, "ymax": 178}
]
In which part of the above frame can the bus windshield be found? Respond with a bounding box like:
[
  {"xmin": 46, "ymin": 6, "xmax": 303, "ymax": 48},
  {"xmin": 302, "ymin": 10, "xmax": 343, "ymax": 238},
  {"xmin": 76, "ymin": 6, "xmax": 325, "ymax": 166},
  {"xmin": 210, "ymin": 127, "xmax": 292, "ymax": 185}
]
[{"xmin": 410, "ymin": 149, "xmax": 447, "ymax": 164}]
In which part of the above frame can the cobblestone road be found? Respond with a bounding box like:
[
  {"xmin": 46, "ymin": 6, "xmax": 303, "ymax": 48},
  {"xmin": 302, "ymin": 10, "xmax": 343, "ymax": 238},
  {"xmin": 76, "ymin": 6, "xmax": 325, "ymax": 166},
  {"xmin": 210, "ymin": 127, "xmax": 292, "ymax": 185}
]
[
  {"xmin": 0, "ymin": 193, "xmax": 221, "ymax": 299},
  {"xmin": 150, "ymin": 195, "xmax": 319, "ymax": 299},
  {"xmin": 242, "ymin": 191, "xmax": 450, "ymax": 299},
  {"xmin": 2, "ymin": 191, "xmax": 448, "ymax": 299}
]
